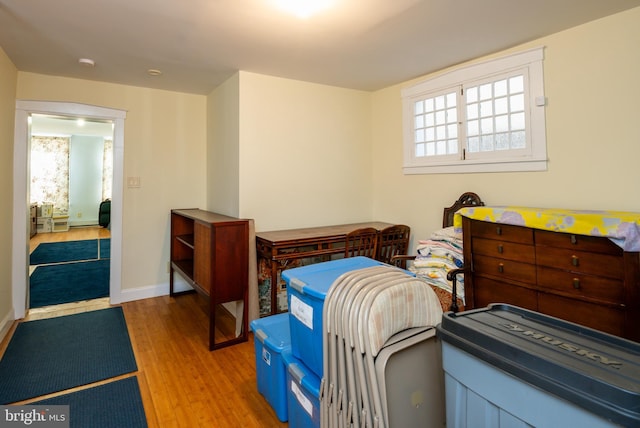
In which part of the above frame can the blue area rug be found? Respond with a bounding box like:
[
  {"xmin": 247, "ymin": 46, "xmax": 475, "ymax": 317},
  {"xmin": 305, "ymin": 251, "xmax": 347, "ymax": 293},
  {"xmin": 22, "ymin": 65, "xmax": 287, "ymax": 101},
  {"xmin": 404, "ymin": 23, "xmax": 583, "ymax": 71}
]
[
  {"xmin": 100, "ymin": 238, "xmax": 111, "ymax": 259},
  {"xmin": 33, "ymin": 377, "xmax": 147, "ymax": 428},
  {"xmin": 0, "ymin": 307, "xmax": 138, "ymax": 405},
  {"xmin": 30, "ymin": 239, "xmax": 98, "ymax": 265},
  {"xmin": 29, "ymin": 259, "xmax": 110, "ymax": 308}
]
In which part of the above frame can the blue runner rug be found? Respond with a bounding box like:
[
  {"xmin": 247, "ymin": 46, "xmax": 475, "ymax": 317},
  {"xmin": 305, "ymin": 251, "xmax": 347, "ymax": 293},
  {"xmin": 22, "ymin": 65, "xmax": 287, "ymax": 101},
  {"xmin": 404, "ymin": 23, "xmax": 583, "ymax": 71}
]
[
  {"xmin": 29, "ymin": 259, "xmax": 110, "ymax": 308},
  {"xmin": 0, "ymin": 307, "xmax": 138, "ymax": 405},
  {"xmin": 29, "ymin": 239, "xmax": 99, "ymax": 265},
  {"xmin": 32, "ymin": 377, "xmax": 147, "ymax": 428}
]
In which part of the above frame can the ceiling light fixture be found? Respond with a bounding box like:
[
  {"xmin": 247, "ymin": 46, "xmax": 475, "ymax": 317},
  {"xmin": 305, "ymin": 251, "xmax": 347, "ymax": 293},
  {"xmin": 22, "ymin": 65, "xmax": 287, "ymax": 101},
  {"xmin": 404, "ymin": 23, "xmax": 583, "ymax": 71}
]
[
  {"xmin": 78, "ymin": 58, "xmax": 95, "ymax": 67},
  {"xmin": 271, "ymin": 0, "xmax": 335, "ymax": 19},
  {"xmin": 147, "ymin": 69, "xmax": 162, "ymax": 76}
]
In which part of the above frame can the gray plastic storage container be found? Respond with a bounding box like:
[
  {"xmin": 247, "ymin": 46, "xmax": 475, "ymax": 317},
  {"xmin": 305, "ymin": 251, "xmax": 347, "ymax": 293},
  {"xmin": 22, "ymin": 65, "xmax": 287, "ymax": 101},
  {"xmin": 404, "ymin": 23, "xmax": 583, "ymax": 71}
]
[{"xmin": 436, "ymin": 304, "xmax": 640, "ymax": 427}]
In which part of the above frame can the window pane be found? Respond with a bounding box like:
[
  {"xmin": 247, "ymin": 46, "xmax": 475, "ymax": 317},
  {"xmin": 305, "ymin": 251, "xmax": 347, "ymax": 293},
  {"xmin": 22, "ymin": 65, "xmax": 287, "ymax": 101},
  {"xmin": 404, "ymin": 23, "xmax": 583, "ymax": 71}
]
[
  {"xmin": 511, "ymin": 131, "xmax": 526, "ymax": 149},
  {"xmin": 447, "ymin": 107, "xmax": 457, "ymax": 123},
  {"xmin": 494, "ymin": 79, "xmax": 508, "ymax": 97},
  {"xmin": 467, "ymin": 103, "xmax": 478, "ymax": 120},
  {"xmin": 435, "ymin": 110, "xmax": 446, "ymax": 125},
  {"xmin": 479, "ymin": 83, "xmax": 492, "ymax": 100},
  {"xmin": 481, "ymin": 117, "xmax": 493, "ymax": 134},
  {"xmin": 481, "ymin": 135, "xmax": 494, "ymax": 151},
  {"xmin": 435, "ymin": 95, "xmax": 445, "ymax": 110},
  {"xmin": 415, "ymin": 101, "xmax": 424, "ymax": 115},
  {"xmin": 436, "ymin": 125, "xmax": 446, "ymax": 140},
  {"xmin": 415, "ymin": 115, "xmax": 424, "ymax": 128},
  {"xmin": 495, "ymin": 115, "xmax": 509, "ymax": 133},
  {"xmin": 448, "ymin": 139, "xmax": 458, "ymax": 154},
  {"xmin": 425, "ymin": 113, "xmax": 434, "ymax": 127},
  {"xmin": 424, "ymin": 98, "xmax": 434, "ymax": 112},
  {"xmin": 495, "ymin": 133, "xmax": 509, "ymax": 150},
  {"xmin": 446, "ymin": 92, "xmax": 457, "ymax": 106},
  {"xmin": 511, "ymin": 112, "xmax": 525, "ymax": 130},
  {"xmin": 437, "ymin": 140, "xmax": 447, "ymax": 155},
  {"xmin": 447, "ymin": 123, "xmax": 458, "ymax": 138},
  {"xmin": 495, "ymin": 97, "xmax": 508, "ymax": 115},
  {"xmin": 510, "ymin": 94, "xmax": 524, "ymax": 112},
  {"xmin": 415, "ymin": 129, "xmax": 425, "ymax": 143},
  {"xmin": 416, "ymin": 143, "xmax": 425, "ymax": 157},
  {"xmin": 467, "ymin": 120, "xmax": 479, "ymax": 136},
  {"xmin": 480, "ymin": 100, "xmax": 493, "ymax": 117},
  {"xmin": 426, "ymin": 127, "xmax": 435, "ymax": 142},
  {"xmin": 466, "ymin": 87, "xmax": 478, "ymax": 103},
  {"xmin": 468, "ymin": 136, "xmax": 480, "ymax": 152},
  {"xmin": 426, "ymin": 142, "xmax": 435, "ymax": 156},
  {"xmin": 509, "ymin": 75, "xmax": 524, "ymax": 93}
]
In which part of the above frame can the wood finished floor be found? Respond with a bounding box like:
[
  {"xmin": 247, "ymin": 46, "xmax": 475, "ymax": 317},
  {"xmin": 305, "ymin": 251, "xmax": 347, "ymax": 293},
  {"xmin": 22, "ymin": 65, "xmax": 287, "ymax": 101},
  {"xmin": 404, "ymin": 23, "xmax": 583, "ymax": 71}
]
[{"xmin": 2, "ymin": 227, "xmax": 287, "ymax": 427}]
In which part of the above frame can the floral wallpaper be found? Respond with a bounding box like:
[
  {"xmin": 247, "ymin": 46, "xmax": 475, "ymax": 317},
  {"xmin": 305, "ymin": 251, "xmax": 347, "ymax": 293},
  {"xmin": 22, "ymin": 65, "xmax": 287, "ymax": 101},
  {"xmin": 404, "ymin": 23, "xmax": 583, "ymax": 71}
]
[{"xmin": 30, "ymin": 136, "xmax": 70, "ymax": 212}]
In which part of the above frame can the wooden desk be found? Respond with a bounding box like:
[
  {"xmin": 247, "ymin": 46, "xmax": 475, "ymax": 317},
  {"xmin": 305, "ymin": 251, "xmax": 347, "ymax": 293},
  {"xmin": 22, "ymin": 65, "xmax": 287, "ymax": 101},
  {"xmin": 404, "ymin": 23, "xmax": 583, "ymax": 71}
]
[{"xmin": 256, "ymin": 221, "xmax": 393, "ymax": 316}]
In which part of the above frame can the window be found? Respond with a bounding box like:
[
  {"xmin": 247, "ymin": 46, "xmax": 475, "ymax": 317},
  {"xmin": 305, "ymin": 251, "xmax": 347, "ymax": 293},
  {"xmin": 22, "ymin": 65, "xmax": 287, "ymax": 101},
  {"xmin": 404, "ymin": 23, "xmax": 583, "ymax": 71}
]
[{"xmin": 402, "ymin": 47, "xmax": 547, "ymax": 174}]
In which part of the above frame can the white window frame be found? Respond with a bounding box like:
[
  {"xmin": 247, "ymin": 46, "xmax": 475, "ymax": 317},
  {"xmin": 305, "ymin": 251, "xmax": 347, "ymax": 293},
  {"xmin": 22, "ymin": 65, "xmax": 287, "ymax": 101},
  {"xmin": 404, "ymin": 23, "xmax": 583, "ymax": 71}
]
[{"xmin": 401, "ymin": 47, "xmax": 547, "ymax": 174}]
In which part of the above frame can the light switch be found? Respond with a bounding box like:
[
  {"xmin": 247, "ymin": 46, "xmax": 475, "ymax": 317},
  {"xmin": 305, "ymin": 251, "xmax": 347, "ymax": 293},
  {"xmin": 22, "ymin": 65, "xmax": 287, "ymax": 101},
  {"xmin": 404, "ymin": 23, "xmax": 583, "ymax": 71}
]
[{"xmin": 127, "ymin": 176, "xmax": 141, "ymax": 188}]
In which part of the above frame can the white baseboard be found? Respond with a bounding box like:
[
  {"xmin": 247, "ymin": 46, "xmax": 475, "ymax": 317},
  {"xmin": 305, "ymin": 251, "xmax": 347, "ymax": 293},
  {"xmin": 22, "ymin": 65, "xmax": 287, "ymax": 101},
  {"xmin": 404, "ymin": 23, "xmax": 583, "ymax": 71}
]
[
  {"xmin": 116, "ymin": 276, "xmax": 193, "ymax": 304},
  {"xmin": 0, "ymin": 309, "xmax": 15, "ymax": 345}
]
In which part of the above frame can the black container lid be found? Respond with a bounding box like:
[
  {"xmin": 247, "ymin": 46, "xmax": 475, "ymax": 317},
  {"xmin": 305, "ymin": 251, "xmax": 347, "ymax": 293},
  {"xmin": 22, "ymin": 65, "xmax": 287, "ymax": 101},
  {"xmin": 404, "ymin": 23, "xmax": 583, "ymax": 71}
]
[{"xmin": 436, "ymin": 304, "xmax": 640, "ymax": 427}]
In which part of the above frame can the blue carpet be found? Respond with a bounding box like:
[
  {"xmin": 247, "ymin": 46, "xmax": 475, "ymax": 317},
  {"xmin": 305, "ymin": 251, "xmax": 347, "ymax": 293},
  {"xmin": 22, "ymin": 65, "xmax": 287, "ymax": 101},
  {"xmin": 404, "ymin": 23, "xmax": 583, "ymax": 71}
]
[
  {"xmin": 29, "ymin": 259, "xmax": 110, "ymax": 308},
  {"xmin": 0, "ymin": 307, "xmax": 138, "ymax": 405},
  {"xmin": 33, "ymin": 377, "xmax": 147, "ymax": 428},
  {"xmin": 30, "ymin": 239, "xmax": 98, "ymax": 265},
  {"xmin": 100, "ymin": 238, "xmax": 111, "ymax": 259}
]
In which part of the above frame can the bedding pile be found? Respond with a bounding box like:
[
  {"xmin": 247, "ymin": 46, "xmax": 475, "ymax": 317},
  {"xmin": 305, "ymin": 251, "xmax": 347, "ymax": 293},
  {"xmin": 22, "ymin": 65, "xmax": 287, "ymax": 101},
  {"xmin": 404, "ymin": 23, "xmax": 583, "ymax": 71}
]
[{"xmin": 408, "ymin": 226, "xmax": 465, "ymax": 310}]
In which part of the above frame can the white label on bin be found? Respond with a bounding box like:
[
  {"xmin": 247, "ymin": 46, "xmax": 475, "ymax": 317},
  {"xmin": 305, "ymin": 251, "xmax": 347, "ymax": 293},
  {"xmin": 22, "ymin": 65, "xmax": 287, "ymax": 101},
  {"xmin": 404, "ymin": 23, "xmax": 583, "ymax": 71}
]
[
  {"xmin": 291, "ymin": 380, "xmax": 313, "ymax": 417},
  {"xmin": 261, "ymin": 347, "xmax": 271, "ymax": 366},
  {"xmin": 290, "ymin": 295, "xmax": 313, "ymax": 330}
]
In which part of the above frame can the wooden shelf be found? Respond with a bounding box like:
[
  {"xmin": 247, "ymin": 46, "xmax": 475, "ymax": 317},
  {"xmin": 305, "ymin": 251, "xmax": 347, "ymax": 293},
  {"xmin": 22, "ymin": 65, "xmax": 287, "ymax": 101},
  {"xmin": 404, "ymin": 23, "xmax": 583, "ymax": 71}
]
[{"xmin": 170, "ymin": 209, "xmax": 249, "ymax": 350}]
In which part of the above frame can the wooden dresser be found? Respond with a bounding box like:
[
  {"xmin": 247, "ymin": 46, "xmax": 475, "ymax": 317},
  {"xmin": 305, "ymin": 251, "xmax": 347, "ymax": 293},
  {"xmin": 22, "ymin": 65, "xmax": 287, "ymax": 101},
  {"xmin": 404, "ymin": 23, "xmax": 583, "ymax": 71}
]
[{"xmin": 461, "ymin": 216, "xmax": 640, "ymax": 342}]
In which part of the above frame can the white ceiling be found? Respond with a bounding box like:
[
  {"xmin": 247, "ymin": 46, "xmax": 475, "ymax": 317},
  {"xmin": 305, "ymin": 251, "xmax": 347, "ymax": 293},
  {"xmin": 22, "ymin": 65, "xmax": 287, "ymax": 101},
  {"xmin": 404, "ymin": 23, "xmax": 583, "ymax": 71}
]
[{"xmin": 1, "ymin": 0, "xmax": 638, "ymax": 95}]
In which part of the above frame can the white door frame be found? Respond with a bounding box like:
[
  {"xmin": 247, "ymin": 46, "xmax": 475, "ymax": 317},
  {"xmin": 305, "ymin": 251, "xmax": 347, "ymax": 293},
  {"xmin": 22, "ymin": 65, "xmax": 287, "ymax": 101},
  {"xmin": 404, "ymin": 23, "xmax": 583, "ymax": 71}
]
[{"xmin": 12, "ymin": 100, "xmax": 126, "ymax": 319}]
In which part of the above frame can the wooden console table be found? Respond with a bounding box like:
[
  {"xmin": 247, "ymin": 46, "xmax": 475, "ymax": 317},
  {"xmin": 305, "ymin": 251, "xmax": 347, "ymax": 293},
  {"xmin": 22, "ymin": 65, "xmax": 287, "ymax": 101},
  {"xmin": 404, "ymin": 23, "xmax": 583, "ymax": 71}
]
[
  {"xmin": 256, "ymin": 221, "xmax": 393, "ymax": 316},
  {"xmin": 170, "ymin": 209, "xmax": 249, "ymax": 350}
]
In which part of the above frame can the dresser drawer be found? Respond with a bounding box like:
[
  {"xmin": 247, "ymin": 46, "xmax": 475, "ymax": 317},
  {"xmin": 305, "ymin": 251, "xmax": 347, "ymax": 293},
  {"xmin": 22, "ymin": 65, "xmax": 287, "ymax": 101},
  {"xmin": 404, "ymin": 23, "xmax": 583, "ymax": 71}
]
[
  {"xmin": 471, "ymin": 276, "xmax": 537, "ymax": 311},
  {"xmin": 535, "ymin": 247, "xmax": 624, "ymax": 279},
  {"xmin": 535, "ymin": 229, "xmax": 622, "ymax": 255},
  {"xmin": 537, "ymin": 266, "xmax": 624, "ymax": 304},
  {"xmin": 470, "ymin": 220, "xmax": 533, "ymax": 244},
  {"xmin": 473, "ymin": 254, "xmax": 536, "ymax": 283},
  {"xmin": 472, "ymin": 237, "xmax": 535, "ymax": 263},
  {"xmin": 538, "ymin": 293, "xmax": 625, "ymax": 337}
]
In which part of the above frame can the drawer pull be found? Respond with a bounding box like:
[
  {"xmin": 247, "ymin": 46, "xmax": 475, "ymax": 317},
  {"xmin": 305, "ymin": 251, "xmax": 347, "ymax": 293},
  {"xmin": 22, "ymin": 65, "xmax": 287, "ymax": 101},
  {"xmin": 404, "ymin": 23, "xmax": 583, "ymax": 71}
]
[
  {"xmin": 497, "ymin": 244, "xmax": 504, "ymax": 254},
  {"xmin": 571, "ymin": 235, "xmax": 578, "ymax": 245},
  {"xmin": 496, "ymin": 226, "xmax": 502, "ymax": 235},
  {"xmin": 498, "ymin": 263, "xmax": 504, "ymax": 273},
  {"xmin": 571, "ymin": 255, "xmax": 579, "ymax": 267},
  {"xmin": 573, "ymin": 278, "xmax": 581, "ymax": 289}
]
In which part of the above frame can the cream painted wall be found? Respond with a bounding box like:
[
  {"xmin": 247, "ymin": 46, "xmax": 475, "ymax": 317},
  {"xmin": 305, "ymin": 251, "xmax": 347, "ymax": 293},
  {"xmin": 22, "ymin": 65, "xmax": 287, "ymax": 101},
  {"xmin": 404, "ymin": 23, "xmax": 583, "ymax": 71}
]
[
  {"xmin": 0, "ymin": 47, "xmax": 17, "ymax": 327},
  {"xmin": 16, "ymin": 73, "xmax": 207, "ymax": 292},
  {"xmin": 371, "ymin": 7, "xmax": 640, "ymax": 247},
  {"xmin": 237, "ymin": 71, "xmax": 373, "ymax": 232},
  {"xmin": 207, "ymin": 73, "xmax": 240, "ymax": 217}
]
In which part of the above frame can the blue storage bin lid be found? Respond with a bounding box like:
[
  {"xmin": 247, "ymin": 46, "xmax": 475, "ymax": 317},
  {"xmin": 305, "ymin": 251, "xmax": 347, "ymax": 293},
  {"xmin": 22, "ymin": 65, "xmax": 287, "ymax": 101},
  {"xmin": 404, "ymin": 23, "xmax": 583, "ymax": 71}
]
[
  {"xmin": 282, "ymin": 257, "xmax": 384, "ymax": 299},
  {"xmin": 436, "ymin": 304, "xmax": 640, "ymax": 427},
  {"xmin": 250, "ymin": 313, "xmax": 291, "ymax": 352},
  {"xmin": 282, "ymin": 351, "xmax": 321, "ymax": 395}
]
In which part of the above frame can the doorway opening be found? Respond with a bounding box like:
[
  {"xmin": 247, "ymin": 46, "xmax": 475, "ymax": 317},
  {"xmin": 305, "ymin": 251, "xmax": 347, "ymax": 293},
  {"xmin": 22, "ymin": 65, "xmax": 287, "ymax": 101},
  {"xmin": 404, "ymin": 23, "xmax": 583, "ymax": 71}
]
[{"xmin": 12, "ymin": 101, "xmax": 126, "ymax": 320}]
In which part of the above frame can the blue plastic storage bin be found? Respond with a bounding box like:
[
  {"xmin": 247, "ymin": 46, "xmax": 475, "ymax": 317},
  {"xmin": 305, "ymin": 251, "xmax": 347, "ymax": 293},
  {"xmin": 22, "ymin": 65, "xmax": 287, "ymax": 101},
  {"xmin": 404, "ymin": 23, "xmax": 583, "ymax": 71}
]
[
  {"xmin": 250, "ymin": 313, "xmax": 291, "ymax": 422},
  {"xmin": 436, "ymin": 304, "xmax": 640, "ymax": 428},
  {"xmin": 282, "ymin": 256, "xmax": 385, "ymax": 378},
  {"xmin": 283, "ymin": 350, "xmax": 321, "ymax": 428}
]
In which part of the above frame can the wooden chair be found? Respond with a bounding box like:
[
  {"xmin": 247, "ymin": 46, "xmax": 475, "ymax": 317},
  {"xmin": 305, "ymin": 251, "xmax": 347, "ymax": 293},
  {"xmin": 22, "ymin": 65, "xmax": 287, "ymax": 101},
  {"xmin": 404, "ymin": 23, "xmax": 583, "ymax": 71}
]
[
  {"xmin": 376, "ymin": 224, "xmax": 411, "ymax": 268},
  {"xmin": 344, "ymin": 227, "xmax": 379, "ymax": 259}
]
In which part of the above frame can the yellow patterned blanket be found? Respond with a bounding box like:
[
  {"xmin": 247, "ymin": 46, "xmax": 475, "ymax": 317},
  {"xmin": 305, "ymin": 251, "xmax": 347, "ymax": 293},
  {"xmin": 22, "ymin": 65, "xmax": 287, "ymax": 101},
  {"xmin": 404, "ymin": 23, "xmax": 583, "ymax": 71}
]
[{"xmin": 454, "ymin": 206, "xmax": 640, "ymax": 252}]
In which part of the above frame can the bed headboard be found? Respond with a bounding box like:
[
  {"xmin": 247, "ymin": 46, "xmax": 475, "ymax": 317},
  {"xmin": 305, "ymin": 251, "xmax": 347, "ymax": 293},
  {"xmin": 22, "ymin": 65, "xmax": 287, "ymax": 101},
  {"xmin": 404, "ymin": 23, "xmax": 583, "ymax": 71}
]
[{"xmin": 442, "ymin": 192, "xmax": 484, "ymax": 228}]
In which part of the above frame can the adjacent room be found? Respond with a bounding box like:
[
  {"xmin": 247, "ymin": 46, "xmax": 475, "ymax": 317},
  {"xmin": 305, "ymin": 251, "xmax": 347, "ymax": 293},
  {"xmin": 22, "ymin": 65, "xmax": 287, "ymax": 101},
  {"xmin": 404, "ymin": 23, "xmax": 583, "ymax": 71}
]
[{"xmin": 1, "ymin": 1, "xmax": 639, "ymax": 427}]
